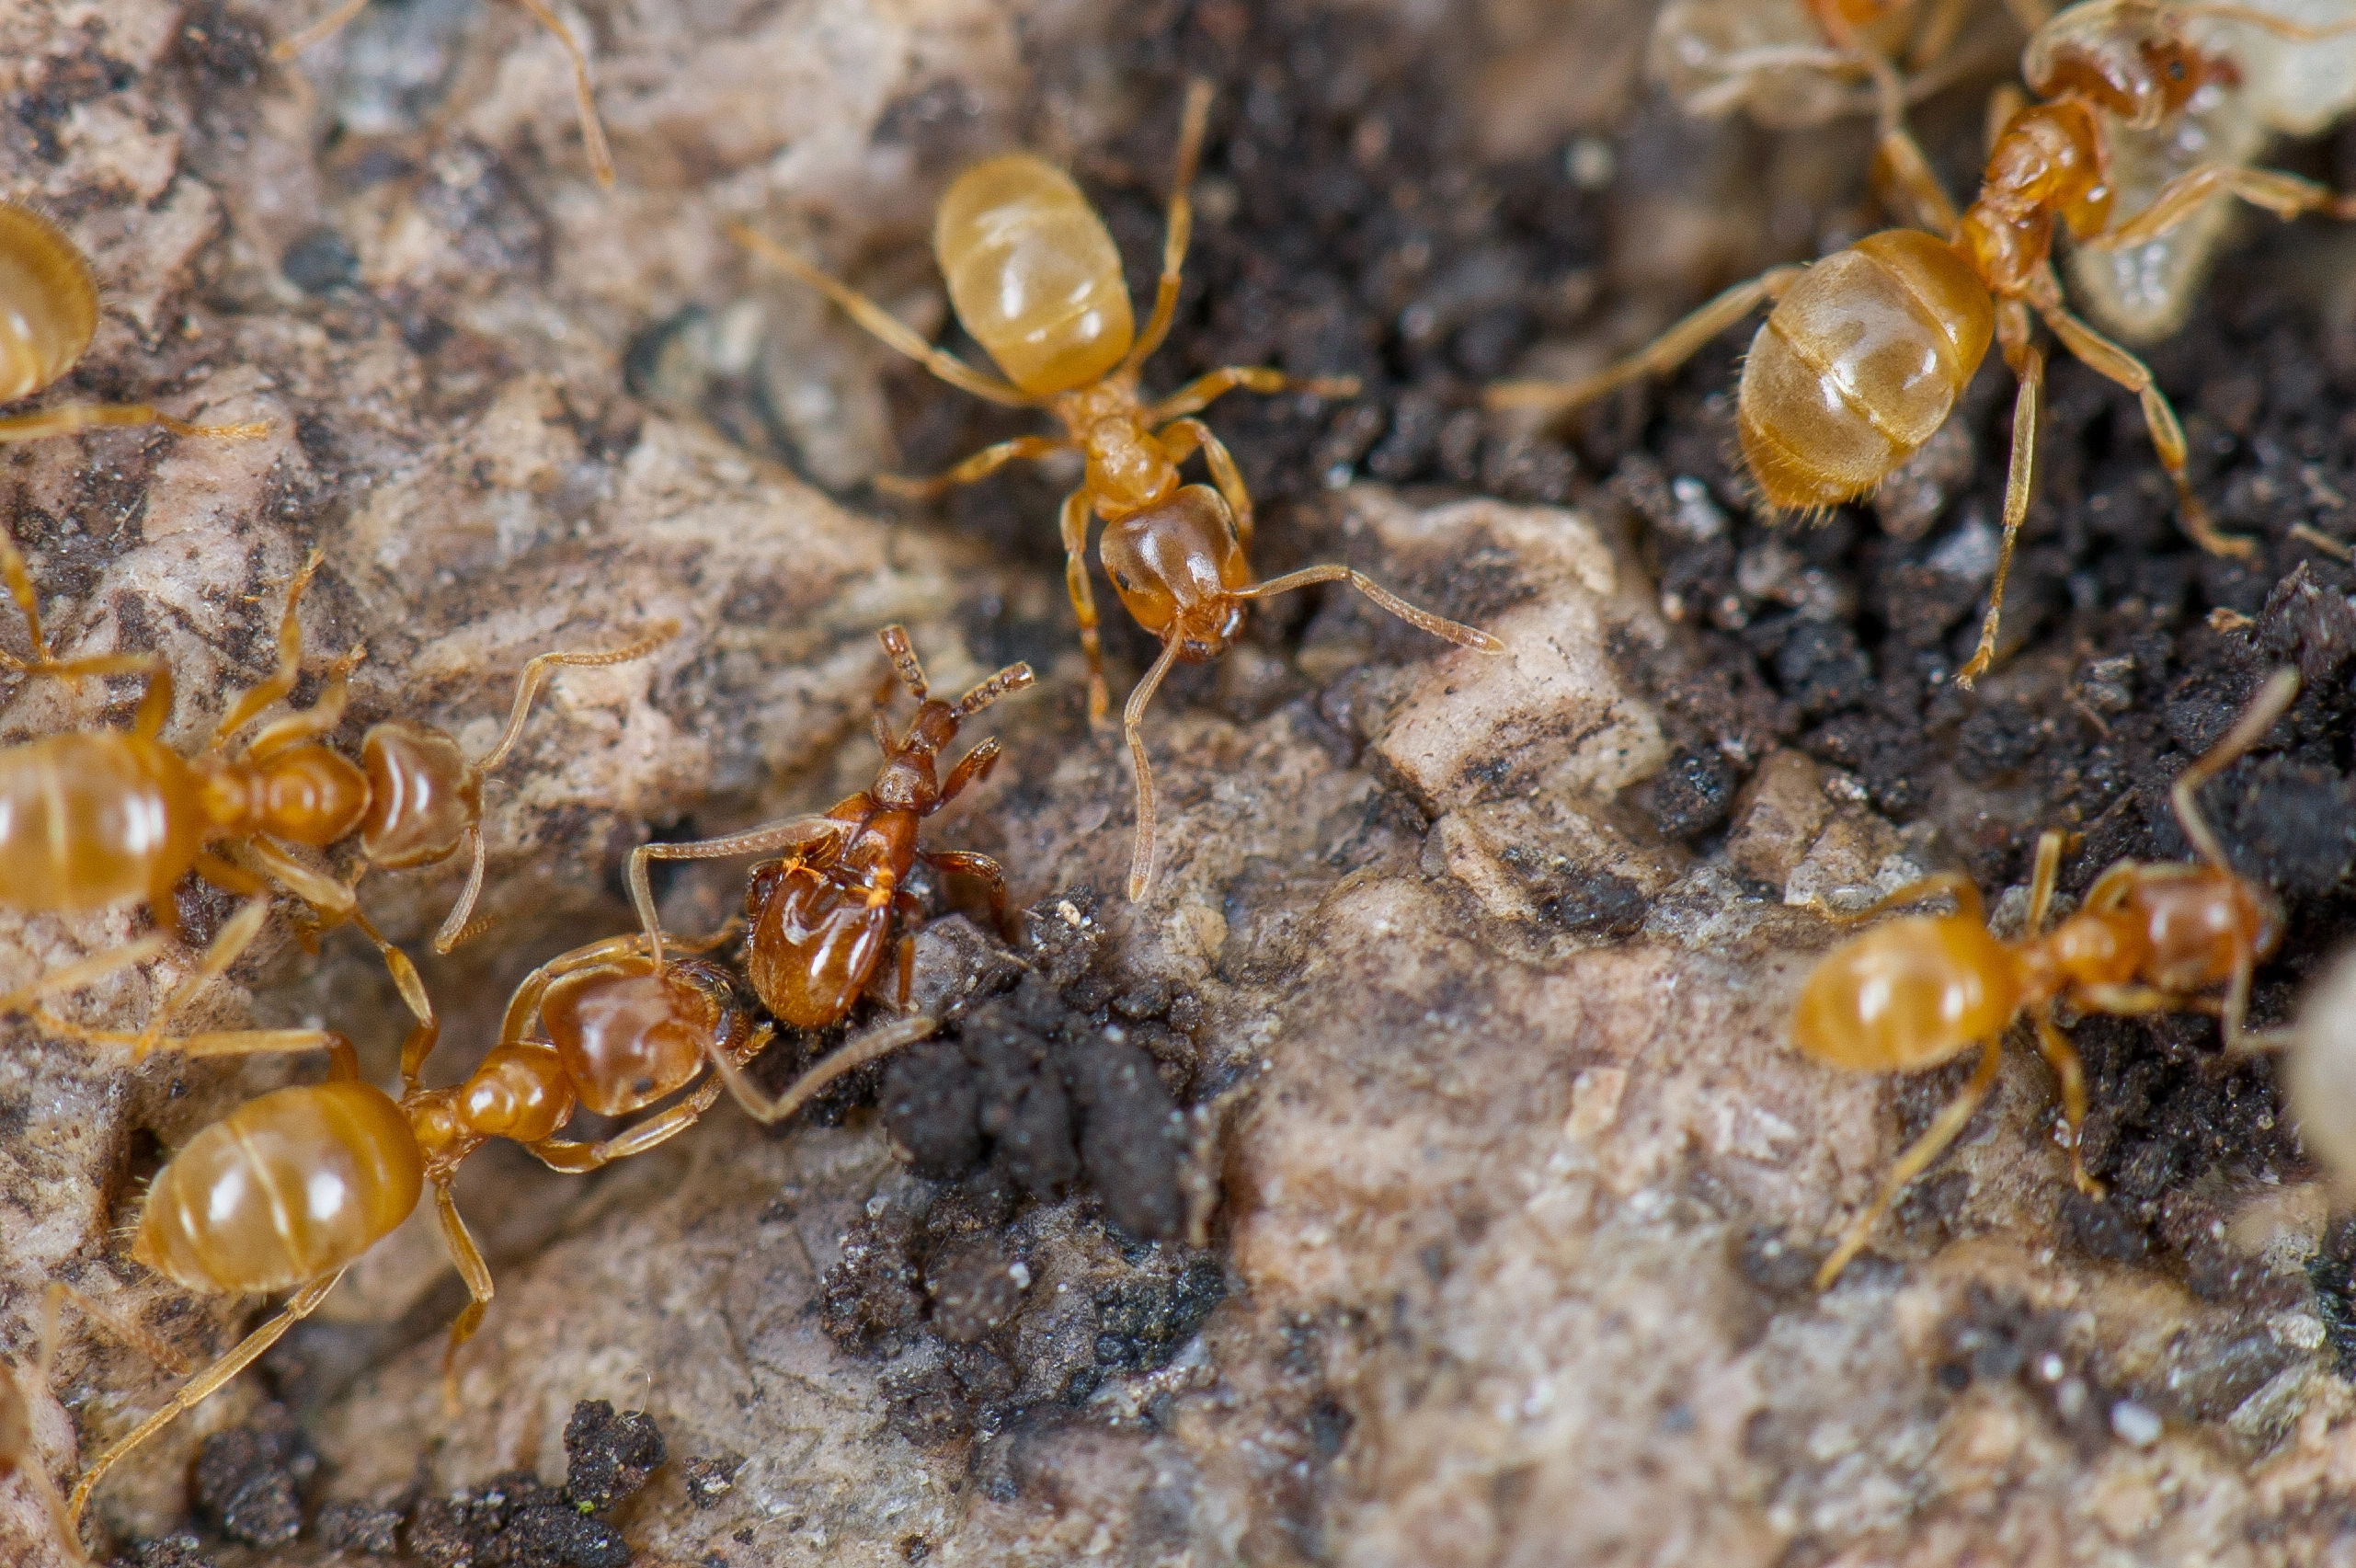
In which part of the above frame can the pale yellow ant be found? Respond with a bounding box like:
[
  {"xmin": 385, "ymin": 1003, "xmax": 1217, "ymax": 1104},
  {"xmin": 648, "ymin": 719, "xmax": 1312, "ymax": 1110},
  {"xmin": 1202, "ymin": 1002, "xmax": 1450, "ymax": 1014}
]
[
  {"xmin": 730, "ymin": 81, "xmax": 1502, "ymax": 896},
  {"xmin": 1492, "ymin": 2, "xmax": 2356, "ymax": 686},
  {"xmin": 1796, "ymin": 667, "xmax": 2295, "ymax": 1287},
  {"xmin": 0, "ymin": 202, "xmax": 264, "ymax": 449},
  {"xmin": 0, "ymin": 537, "xmax": 670, "ymax": 1058},
  {"xmin": 63, "ymin": 932, "xmax": 935, "ymax": 1534}
]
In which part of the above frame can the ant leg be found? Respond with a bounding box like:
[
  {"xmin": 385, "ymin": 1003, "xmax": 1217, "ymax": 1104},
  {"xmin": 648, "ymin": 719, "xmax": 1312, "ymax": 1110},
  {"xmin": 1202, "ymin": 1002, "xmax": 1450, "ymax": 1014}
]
[
  {"xmin": 1059, "ymin": 488, "xmax": 1111, "ymax": 728},
  {"xmin": 2090, "ymin": 165, "xmax": 2356, "ymax": 253},
  {"xmin": 1815, "ymin": 1036, "xmax": 2002, "ymax": 1289},
  {"xmin": 471, "ymin": 621, "xmax": 678, "ymax": 776},
  {"xmin": 0, "ymin": 406, "xmax": 268, "ymax": 447},
  {"xmin": 700, "ymin": 1013, "xmax": 935, "ymax": 1125},
  {"xmin": 2025, "ymin": 830, "xmax": 2066, "ymax": 935},
  {"xmin": 2030, "ymin": 1012, "xmax": 2101, "ymax": 1197},
  {"xmin": 204, "ymin": 552, "xmax": 326, "ymax": 750},
  {"xmin": 348, "ymin": 910, "xmax": 440, "ymax": 1093},
  {"xmin": 1958, "ymin": 322, "xmax": 2043, "ymax": 687},
  {"xmin": 627, "ymin": 817, "xmax": 850, "ymax": 967},
  {"xmin": 240, "ymin": 839, "xmax": 357, "ymax": 929},
  {"xmin": 2039, "ymin": 301, "xmax": 2251, "ymax": 559},
  {"xmin": 0, "ymin": 938, "xmax": 172, "ymax": 1048},
  {"xmin": 127, "ymin": 898, "xmax": 271, "ymax": 1061},
  {"xmin": 1123, "ymin": 636, "xmax": 1184, "ymax": 900},
  {"xmin": 0, "ymin": 529, "xmax": 172, "ymax": 689},
  {"xmin": 528, "ymin": 1073, "xmax": 732, "ymax": 1173},
  {"xmin": 271, "ymin": 0, "xmax": 373, "ymax": 59},
  {"xmin": 926, "ymin": 851, "xmax": 1012, "ymax": 940},
  {"xmin": 1143, "ymin": 366, "xmax": 1360, "ymax": 429},
  {"xmin": 506, "ymin": 0, "xmax": 615, "ymax": 187},
  {"xmin": 65, "ymin": 1270, "xmax": 345, "ymax": 1532},
  {"xmin": 432, "ymin": 1184, "xmax": 495, "ymax": 1410},
  {"xmin": 937, "ymin": 738, "xmax": 1002, "ymax": 807},
  {"xmin": 1158, "ymin": 418, "xmax": 1257, "ymax": 549},
  {"xmin": 1815, "ymin": 870, "xmax": 1984, "ymax": 927},
  {"xmin": 892, "ymin": 896, "xmax": 921, "ymax": 1011},
  {"xmin": 2172, "ymin": 667, "xmax": 2299, "ymax": 870},
  {"xmin": 872, "ymin": 437, "xmax": 1069, "ymax": 501},
  {"xmin": 1232, "ymin": 564, "xmax": 1506, "ymax": 655},
  {"xmin": 1123, "ymin": 79, "xmax": 1215, "ymax": 372},
  {"xmin": 727, "ymin": 223, "xmax": 1036, "ymax": 407},
  {"xmin": 1486, "ymin": 265, "xmax": 1805, "ymax": 418},
  {"xmin": 242, "ymin": 647, "xmax": 363, "ymax": 763}
]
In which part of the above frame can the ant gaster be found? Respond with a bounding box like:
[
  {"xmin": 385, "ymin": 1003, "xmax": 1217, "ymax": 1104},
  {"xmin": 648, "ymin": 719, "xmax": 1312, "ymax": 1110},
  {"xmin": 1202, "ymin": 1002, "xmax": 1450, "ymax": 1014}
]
[
  {"xmin": 628, "ymin": 625, "xmax": 1019, "ymax": 1112},
  {"xmin": 729, "ymin": 81, "xmax": 1504, "ymax": 896},
  {"xmin": 0, "ymin": 202, "xmax": 264, "ymax": 449},
  {"xmin": 0, "ymin": 540, "xmax": 669, "ymax": 1056},
  {"xmin": 273, "ymin": 0, "xmax": 614, "ymax": 187},
  {"xmin": 1492, "ymin": 2, "xmax": 2356, "ymax": 685},
  {"xmin": 1795, "ymin": 667, "xmax": 2294, "ymax": 1288},
  {"xmin": 63, "ymin": 932, "xmax": 930, "ymax": 1537}
]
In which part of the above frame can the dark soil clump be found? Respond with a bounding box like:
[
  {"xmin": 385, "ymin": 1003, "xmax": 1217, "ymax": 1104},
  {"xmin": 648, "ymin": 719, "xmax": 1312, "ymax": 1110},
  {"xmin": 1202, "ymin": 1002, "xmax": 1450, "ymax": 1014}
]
[{"xmin": 815, "ymin": 890, "xmax": 1225, "ymax": 1458}]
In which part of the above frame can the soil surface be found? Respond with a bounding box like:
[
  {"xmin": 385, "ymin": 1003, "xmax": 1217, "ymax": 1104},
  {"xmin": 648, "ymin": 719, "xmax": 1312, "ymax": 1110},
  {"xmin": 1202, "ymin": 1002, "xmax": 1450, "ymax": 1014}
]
[{"xmin": 10, "ymin": 0, "xmax": 2356, "ymax": 1565}]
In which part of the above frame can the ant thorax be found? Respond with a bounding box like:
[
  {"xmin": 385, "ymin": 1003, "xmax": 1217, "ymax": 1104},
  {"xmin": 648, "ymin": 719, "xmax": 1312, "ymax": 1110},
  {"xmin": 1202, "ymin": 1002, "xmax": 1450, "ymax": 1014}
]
[{"xmin": 1073, "ymin": 406, "xmax": 1176, "ymax": 518}]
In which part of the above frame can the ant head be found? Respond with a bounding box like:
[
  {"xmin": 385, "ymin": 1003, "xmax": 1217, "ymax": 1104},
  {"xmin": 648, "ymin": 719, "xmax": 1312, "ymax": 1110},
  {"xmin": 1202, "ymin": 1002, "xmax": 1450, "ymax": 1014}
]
[
  {"xmin": 2024, "ymin": 3, "xmax": 2225, "ymax": 129},
  {"xmin": 1101, "ymin": 485, "xmax": 1252, "ymax": 657}
]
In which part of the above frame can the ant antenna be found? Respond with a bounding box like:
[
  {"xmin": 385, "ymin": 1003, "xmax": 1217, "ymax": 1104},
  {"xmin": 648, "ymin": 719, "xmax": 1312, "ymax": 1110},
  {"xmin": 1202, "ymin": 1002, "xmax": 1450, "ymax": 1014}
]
[
  {"xmin": 1124, "ymin": 637, "xmax": 1185, "ymax": 900},
  {"xmin": 877, "ymin": 624, "xmax": 929, "ymax": 702},
  {"xmin": 432, "ymin": 619, "xmax": 680, "ymax": 954},
  {"xmin": 954, "ymin": 662, "xmax": 1035, "ymax": 717},
  {"xmin": 2172, "ymin": 666, "xmax": 2299, "ymax": 870}
]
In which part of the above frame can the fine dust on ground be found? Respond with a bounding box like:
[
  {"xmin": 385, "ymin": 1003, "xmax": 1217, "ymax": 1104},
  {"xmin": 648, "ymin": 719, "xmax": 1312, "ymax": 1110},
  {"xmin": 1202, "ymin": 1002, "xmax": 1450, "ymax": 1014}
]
[{"xmin": 13, "ymin": 0, "xmax": 2356, "ymax": 1565}]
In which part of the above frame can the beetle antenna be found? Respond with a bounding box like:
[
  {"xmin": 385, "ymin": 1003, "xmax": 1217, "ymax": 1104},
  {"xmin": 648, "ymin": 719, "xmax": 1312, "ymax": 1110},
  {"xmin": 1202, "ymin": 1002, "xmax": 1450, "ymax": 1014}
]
[{"xmin": 955, "ymin": 662, "xmax": 1035, "ymax": 717}]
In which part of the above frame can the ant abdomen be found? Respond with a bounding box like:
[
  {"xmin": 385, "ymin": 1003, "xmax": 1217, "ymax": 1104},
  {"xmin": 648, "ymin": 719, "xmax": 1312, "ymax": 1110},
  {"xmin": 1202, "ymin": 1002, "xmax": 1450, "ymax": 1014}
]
[
  {"xmin": 0, "ymin": 204, "xmax": 97, "ymax": 405},
  {"xmin": 1791, "ymin": 913, "xmax": 2020, "ymax": 1071},
  {"xmin": 132, "ymin": 1081, "xmax": 424, "ymax": 1296},
  {"xmin": 0, "ymin": 734, "xmax": 199, "ymax": 909},
  {"xmin": 542, "ymin": 955, "xmax": 732, "ymax": 1116},
  {"xmin": 358, "ymin": 722, "xmax": 480, "ymax": 867},
  {"xmin": 934, "ymin": 155, "xmax": 1134, "ymax": 395},
  {"xmin": 1737, "ymin": 229, "xmax": 1992, "ymax": 510}
]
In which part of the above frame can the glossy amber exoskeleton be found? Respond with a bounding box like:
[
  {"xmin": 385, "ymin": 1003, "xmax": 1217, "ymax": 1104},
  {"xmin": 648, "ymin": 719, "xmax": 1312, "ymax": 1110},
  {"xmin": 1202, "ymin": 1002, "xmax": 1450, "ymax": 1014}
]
[
  {"xmin": 0, "ymin": 540, "xmax": 671, "ymax": 1059},
  {"xmin": 1794, "ymin": 668, "xmax": 2296, "ymax": 1289},
  {"xmin": 0, "ymin": 200, "xmax": 265, "ymax": 448},
  {"xmin": 71, "ymin": 929, "xmax": 838, "ymax": 1537},
  {"xmin": 632, "ymin": 625, "xmax": 1031, "ymax": 1032},
  {"xmin": 730, "ymin": 80, "xmax": 1503, "ymax": 897},
  {"xmin": 1493, "ymin": 0, "xmax": 2356, "ymax": 685}
]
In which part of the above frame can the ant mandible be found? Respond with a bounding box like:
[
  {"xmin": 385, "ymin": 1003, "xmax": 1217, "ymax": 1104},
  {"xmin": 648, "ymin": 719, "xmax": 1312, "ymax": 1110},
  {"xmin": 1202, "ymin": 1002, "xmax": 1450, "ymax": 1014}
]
[
  {"xmin": 1491, "ymin": 2, "xmax": 2356, "ymax": 685},
  {"xmin": 0, "ymin": 538, "xmax": 670, "ymax": 1057},
  {"xmin": 627, "ymin": 625, "xmax": 1023, "ymax": 1077},
  {"xmin": 0, "ymin": 202, "xmax": 265, "ymax": 449},
  {"xmin": 729, "ymin": 81, "xmax": 1503, "ymax": 897},
  {"xmin": 272, "ymin": 0, "xmax": 614, "ymax": 187},
  {"xmin": 63, "ymin": 930, "xmax": 930, "ymax": 1537},
  {"xmin": 1795, "ymin": 665, "xmax": 2295, "ymax": 1288}
]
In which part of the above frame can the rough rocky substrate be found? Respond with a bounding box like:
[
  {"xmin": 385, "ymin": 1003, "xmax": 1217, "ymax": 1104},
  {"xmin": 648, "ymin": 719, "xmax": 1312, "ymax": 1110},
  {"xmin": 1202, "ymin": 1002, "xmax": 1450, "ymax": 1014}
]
[{"xmin": 7, "ymin": 2, "xmax": 2356, "ymax": 1566}]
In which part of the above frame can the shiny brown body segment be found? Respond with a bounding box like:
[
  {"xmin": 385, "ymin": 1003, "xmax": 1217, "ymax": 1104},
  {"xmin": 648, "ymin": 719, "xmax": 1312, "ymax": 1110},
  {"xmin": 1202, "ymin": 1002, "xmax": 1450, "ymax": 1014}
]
[
  {"xmin": 1793, "ymin": 667, "xmax": 2296, "ymax": 1289},
  {"xmin": 1492, "ymin": 0, "xmax": 2356, "ymax": 685},
  {"xmin": 0, "ymin": 543, "xmax": 669, "ymax": 1059},
  {"xmin": 71, "ymin": 926, "xmax": 940, "ymax": 1542},
  {"xmin": 730, "ymin": 80, "xmax": 1501, "ymax": 897},
  {"xmin": 0, "ymin": 200, "xmax": 266, "ymax": 449},
  {"xmin": 634, "ymin": 625, "xmax": 1032, "ymax": 1034}
]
